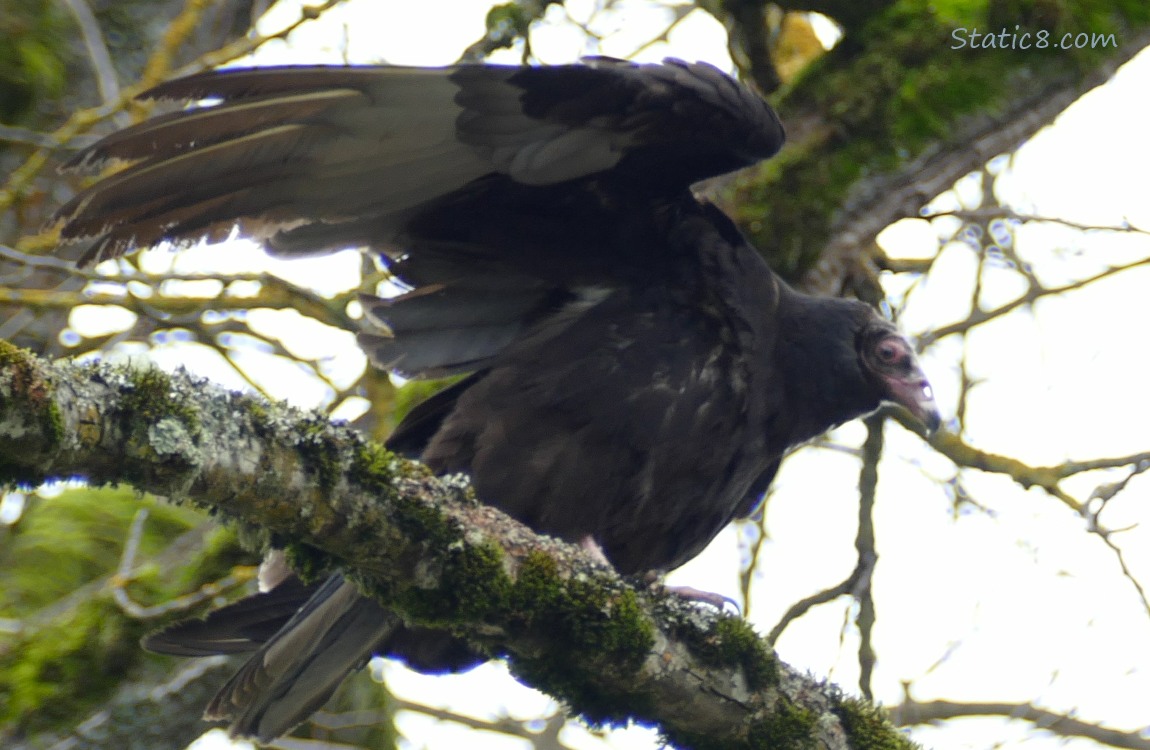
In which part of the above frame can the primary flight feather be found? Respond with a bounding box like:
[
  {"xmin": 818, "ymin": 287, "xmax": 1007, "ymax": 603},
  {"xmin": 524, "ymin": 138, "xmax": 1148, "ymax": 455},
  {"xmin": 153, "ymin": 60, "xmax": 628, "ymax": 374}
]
[{"xmin": 54, "ymin": 57, "xmax": 939, "ymax": 741}]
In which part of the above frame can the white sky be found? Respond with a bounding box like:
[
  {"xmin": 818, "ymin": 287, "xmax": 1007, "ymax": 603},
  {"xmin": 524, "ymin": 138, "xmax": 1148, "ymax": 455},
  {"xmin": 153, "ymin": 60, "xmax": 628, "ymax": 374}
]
[{"xmin": 62, "ymin": 2, "xmax": 1150, "ymax": 749}]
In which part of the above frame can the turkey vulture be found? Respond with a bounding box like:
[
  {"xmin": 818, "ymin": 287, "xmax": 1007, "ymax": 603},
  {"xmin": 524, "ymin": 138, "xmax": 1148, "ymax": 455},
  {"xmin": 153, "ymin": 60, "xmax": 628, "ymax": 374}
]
[{"xmin": 54, "ymin": 58, "xmax": 939, "ymax": 740}]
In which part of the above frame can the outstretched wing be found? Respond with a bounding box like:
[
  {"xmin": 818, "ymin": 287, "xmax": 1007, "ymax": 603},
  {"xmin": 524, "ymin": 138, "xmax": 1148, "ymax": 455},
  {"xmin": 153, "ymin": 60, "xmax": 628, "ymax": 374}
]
[{"xmin": 54, "ymin": 58, "xmax": 784, "ymax": 265}]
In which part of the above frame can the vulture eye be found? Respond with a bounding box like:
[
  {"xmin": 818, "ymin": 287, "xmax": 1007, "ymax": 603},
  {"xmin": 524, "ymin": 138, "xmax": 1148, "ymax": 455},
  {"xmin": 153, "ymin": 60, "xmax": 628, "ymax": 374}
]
[{"xmin": 876, "ymin": 339, "xmax": 902, "ymax": 364}]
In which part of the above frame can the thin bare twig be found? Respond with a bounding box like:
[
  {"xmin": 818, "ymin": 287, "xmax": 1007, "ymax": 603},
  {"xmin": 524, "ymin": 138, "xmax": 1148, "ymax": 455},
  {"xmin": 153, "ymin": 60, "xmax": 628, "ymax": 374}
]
[
  {"xmin": 853, "ymin": 413, "xmax": 883, "ymax": 701},
  {"xmin": 312, "ymin": 701, "xmax": 575, "ymax": 750},
  {"xmin": 919, "ymin": 254, "xmax": 1150, "ymax": 348},
  {"xmin": 927, "ymin": 207, "xmax": 1150, "ymax": 236},
  {"xmin": 110, "ymin": 507, "xmax": 258, "ymax": 620},
  {"xmin": 767, "ymin": 545, "xmax": 875, "ymax": 647},
  {"xmin": 891, "ymin": 699, "xmax": 1150, "ymax": 750},
  {"xmin": 61, "ymin": 0, "xmax": 122, "ymax": 109}
]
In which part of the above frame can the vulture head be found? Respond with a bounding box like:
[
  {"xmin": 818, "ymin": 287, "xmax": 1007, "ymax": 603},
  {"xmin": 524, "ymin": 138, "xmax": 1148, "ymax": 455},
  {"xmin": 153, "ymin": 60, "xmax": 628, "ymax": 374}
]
[{"xmin": 859, "ymin": 318, "xmax": 940, "ymax": 432}]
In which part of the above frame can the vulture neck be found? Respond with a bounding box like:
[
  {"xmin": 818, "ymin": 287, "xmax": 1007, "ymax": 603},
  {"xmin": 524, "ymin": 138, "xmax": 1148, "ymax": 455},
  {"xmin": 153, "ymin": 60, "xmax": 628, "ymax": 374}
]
[{"xmin": 772, "ymin": 286, "xmax": 883, "ymax": 445}]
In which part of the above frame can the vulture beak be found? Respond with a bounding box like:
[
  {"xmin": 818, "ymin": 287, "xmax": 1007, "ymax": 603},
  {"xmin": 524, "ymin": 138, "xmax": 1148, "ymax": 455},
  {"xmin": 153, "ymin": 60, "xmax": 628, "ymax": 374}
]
[{"xmin": 885, "ymin": 366, "xmax": 941, "ymax": 434}]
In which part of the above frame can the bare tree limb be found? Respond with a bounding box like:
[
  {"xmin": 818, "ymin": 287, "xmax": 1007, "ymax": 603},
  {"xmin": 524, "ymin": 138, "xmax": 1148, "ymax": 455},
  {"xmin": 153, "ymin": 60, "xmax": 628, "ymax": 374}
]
[
  {"xmin": 891, "ymin": 699, "xmax": 1150, "ymax": 750},
  {"xmin": 918, "ymin": 253, "xmax": 1150, "ymax": 348},
  {"xmin": 888, "ymin": 413, "xmax": 1150, "ymax": 619}
]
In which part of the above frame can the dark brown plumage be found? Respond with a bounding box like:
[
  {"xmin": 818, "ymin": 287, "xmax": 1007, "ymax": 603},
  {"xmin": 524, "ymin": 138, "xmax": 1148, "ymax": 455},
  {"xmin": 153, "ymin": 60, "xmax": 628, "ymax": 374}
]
[{"xmin": 54, "ymin": 58, "xmax": 939, "ymax": 741}]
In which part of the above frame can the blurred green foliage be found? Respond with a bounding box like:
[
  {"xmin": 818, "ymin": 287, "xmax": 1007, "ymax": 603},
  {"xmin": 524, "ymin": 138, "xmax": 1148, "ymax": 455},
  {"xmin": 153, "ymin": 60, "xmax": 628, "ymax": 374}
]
[
  {"xmin": 0, "ymin": 486, "xmax": 253, "ymax": 733},
  {"xmin": 0, "ymin": 486, "xmax": 205, "ymax": 614},
  {"xmin": 0, "ymin": 0, "xmax": 70, "ymax": 124}
]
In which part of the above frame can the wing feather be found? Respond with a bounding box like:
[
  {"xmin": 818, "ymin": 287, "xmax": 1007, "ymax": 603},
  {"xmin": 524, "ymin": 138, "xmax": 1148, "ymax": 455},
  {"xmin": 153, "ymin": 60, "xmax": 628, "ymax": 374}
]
[{"xmin": 55, "ymin": 59, "xmax": 783, "ymax": 264}]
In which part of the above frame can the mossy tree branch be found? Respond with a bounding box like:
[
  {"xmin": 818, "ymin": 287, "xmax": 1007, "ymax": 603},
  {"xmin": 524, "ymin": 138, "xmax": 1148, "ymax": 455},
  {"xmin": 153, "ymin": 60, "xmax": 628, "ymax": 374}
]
[
  {"xmin": 714, "ymin": 3, "xmax": 1150, "ymax": 295},
  {"xmin": 0, "ymin": 340, "xmax": 914, "ymax": 750}
]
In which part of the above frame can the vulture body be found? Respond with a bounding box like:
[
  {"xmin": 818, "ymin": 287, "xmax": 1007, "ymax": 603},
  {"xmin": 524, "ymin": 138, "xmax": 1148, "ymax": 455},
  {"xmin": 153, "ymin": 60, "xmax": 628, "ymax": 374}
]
[{"xmin": 54, "ymin": 58, "xmax": 939, "ymax": 741}]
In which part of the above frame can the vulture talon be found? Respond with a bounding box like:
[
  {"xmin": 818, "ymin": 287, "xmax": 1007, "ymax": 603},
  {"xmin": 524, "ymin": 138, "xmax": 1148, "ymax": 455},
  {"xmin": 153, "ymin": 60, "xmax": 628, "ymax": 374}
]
[{"xmin": 662, "ymin": 584, "xmax": 742, "ymax": 615}]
